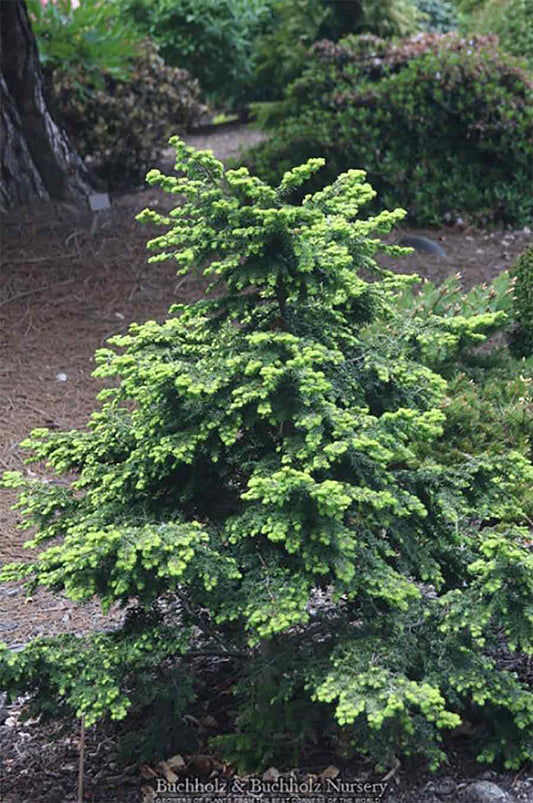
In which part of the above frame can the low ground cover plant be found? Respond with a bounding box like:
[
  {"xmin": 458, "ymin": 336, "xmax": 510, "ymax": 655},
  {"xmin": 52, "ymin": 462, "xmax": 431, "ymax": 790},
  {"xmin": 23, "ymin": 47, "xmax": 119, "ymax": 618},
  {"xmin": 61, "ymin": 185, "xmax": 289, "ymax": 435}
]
[
  {"xmin": 244, "ymin": 32, "xmax": 533, "ymax": 227},
  {"xmin": 1, "ymin": 147, "xmax": 533, "ymax": 771}
]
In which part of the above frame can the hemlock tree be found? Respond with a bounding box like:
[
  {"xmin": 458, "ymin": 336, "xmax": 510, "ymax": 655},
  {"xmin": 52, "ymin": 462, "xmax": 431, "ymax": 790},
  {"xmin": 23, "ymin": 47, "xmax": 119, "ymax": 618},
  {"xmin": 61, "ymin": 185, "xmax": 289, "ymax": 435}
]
[
  {"xmin": 0, "ymin": 0, "xmax": 93, "ymax": 210},
  {"xmin": 2, "ymin": 142, "xmax": 533, "ymax": 770}
]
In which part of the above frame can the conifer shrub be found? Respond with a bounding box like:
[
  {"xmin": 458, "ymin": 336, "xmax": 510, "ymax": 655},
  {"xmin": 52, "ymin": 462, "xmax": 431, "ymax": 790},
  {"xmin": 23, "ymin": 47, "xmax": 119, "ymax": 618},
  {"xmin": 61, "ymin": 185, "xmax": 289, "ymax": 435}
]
[
  {"xmin": 437, "ymin": 358, "xmax": 533, "ymax": 487},
  {"xmin": 412, "ymin": 0, "xmax": 458, "ymax": 31},
  {"xmin": 2, "ymin": 146, "xmax": 533, "ymax": 770},
  {"xmin": 508, "ymin": 245, "xmax": 533, "ymax": 359},
  {"xmin": 47, "ymin": 43, "xmax": 206, "ymax": 186},
  {"xmin": 244, "ymin": 32, "xmax": 533, "ymax": 227}
]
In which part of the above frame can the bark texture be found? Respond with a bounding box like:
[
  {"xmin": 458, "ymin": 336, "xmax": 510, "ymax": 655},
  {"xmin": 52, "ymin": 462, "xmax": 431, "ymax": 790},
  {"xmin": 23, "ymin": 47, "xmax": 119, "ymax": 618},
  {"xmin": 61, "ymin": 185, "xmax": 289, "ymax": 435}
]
[{"xmin": 0, "ymin": 0, "xmax": 94, "ymax": 210}]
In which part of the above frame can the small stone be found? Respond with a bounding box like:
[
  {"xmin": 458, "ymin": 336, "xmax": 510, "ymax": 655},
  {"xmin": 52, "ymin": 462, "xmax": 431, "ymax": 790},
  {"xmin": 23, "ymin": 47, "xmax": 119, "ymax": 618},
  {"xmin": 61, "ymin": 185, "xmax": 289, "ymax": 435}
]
[
  {"xmin": 56, "ymin": 372, "xmax": 67, "ymax": 382},
  {"xmin": 479, "ymin": 771, "xmax": 497, "ymax": 781},
  {"xmin": 262, "ymin": 766, "xmax": 280, "ymax": 782},
  {"xmin": 463, "ymin": 780, "xmax": 512, "ymax": 802},
  {"xmin": 435, "ymin": 777, "xmax": 457, "ymax": 796}
]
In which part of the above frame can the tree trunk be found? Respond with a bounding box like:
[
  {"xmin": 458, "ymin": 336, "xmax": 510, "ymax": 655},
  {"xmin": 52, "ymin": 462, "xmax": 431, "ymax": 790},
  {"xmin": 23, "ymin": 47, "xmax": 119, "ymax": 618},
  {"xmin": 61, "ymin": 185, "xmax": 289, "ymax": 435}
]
[{"xmin": 0, "ymin": 0, "xmax": 94, "ymax": 211}]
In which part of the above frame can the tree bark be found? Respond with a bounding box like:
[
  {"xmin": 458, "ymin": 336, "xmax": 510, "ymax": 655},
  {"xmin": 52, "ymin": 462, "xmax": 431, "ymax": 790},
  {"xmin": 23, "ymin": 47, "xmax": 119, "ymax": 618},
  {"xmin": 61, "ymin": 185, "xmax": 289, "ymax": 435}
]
[{"xmin": 0, "ymin": 0, "xmax": 94, "ymax": 210}]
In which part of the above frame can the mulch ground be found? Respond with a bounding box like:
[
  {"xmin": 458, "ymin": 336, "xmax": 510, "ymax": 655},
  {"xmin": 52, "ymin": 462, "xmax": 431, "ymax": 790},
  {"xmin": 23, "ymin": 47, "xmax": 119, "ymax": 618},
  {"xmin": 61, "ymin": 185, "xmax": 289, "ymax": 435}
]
[{"xmin": 0, "ymin": 124, "xmax": 532, "ymax": 802}]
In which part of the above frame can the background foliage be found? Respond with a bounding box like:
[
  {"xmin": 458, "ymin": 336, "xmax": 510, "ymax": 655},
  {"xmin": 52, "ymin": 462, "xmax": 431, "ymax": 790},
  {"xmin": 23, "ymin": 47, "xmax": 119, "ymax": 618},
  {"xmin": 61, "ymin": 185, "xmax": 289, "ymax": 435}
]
[
  {"xmin": 27, "ymin": 0, "xmax": 142, "ymax": 81},
  {"xmin": 111, "ymin": 0, "xmax": 430, "ymax": 107},
  {"xmin": 115, "ymin": 0, "xmax": 274, "ymax": 109},
  {"xmin": 243, "ymin": 32, "xmax": 533, "ymax": 227},
  {"xmin": 252, "ymin": 0, "xmax": 426, "ymax": 102},
  {"xmin": 28, "ymin": 0, "xmax": 206, "ymax": 186},
  {"xmin": 508, "ymin": 245, "xmax": 533, "ymax": 359},
  {"xmin": 47, "ymin": 42, "xmax": 206, "ymax": 186},
  {"xmin": 462, "ymin": 0, "xmax": 533, "ymax": 67},
  {"xmin": 412, "ymin": 0, "xmax": 458, "ymax": 31}
]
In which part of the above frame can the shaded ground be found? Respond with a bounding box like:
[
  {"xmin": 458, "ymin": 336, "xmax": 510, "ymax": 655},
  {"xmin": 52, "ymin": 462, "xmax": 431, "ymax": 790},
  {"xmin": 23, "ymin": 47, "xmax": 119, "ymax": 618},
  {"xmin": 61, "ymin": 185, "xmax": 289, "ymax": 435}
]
[{"xmin": 0, "ymin": 125, "xmax": 532, "ymax": 802}]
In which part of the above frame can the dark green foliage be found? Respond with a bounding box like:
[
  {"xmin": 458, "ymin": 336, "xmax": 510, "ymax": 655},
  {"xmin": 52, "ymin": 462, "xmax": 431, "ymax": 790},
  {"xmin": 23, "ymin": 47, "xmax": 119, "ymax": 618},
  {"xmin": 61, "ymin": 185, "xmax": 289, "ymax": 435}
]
[
  {"xmin": 27, "ymin": 0, "xmax": 142, "ymax": 80},
  {"xmin": 508, "ymin": 246, "xmax": 533, "ymax": 359},
  {"xmin": 244, "ymin": 33, "xmax": 533, "ymax": 227},
  {"xmin": 459, "ymin": 0, "xmax": 533, "ymax": 68},
  {"xmin": 2, "ymin": 147, "xmax": 533, "ymax": 771},
  {"xmin": 115, "ymin": 0, "xmax": 424, "ymax": 108},
  {"xmin": 28, "ymin": 0, "xmax": 206, "ymax": 186},
  {"xmin": 116, "ymin": 0, "xmax": 273, "ymax": 109},
  {"xmin": 251, "ymin": 0, "xmax": 331, "ymax": 103},
  {"xmin": 47, "ymin": 43, "xmax": 206, "ymax": 186},
  {"xmin": 412, "ymin": 0, "xmax": 458, "ymax": 31},
  {"xmin": 252, "ymin": 0, "xmax": 424, "ymax": 102}
]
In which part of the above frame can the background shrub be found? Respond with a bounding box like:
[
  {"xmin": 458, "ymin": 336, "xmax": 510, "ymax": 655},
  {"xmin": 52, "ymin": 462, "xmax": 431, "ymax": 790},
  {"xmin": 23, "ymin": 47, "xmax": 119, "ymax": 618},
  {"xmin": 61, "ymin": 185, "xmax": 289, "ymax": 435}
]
[
  {"xmin": 252, "ymin": 0, "xmax": 425, "ymax": 102},
  {"xmin": 465, "ymin": 0, "xmax": 533, "ymax": 67},
  {"xmin": 48, "ymin": 42, "xmax": 206, "ymax": 186},
  {"xmin": 28, "ymin": 0, "xmax": 142, "ymax": 81},
  {"xmin": 29, "ymin": 0, "xmax": 206, "ymax": 186},
  {"xmin": 114, "ymin": 0, "xmax": 427, "ymax": 108},
  {"xmin": 244, "ymin": 33, "xmax": 533, "ymax": 227},
  {"xmin": 412, "ymin": 0, "xmax": 459, "ymax": 31},
  {"xmin": 116, "ymin": 0, "xmax": 274, "ymax": 110},
  {"xmin": 508, "ymin": 245, "xmax": 533, "ymax": 359}
]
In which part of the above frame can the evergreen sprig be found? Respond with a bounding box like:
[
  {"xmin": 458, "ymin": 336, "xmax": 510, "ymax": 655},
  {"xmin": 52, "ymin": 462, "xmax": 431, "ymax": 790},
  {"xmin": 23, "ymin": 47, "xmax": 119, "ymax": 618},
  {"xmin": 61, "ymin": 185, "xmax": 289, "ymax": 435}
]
[{"xmin": 1, "ymin": 142, "xmax": 533, "ymax": 770}]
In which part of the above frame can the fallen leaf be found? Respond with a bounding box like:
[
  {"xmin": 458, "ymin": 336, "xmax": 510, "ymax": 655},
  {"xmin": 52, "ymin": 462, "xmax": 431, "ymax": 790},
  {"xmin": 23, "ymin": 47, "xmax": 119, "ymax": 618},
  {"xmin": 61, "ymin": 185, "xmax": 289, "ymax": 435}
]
[
  {"xmin": 158, "ymin": 760, "xmax": 179, "ymax": 783},
  {"xmin": 320, "ymin": 766, "xmax": 340, "ymax": 779},
  {"xmin": 189, "ymin": 754, "xmax": 218, "ymax": 776},
  {"xmin": 166, "ymin": 754, "xmax": 186, "ymax": 770},
  {"xmin": 140, "ymin": 765, "xmax": 158, "ymax": 779}
]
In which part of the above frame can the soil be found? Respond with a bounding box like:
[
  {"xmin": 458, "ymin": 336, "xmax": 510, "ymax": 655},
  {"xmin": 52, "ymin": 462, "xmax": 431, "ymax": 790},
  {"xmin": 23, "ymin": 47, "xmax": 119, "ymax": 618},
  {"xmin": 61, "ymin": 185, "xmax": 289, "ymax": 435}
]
[{"xmin": 0, "ymin": 124, "xmax": 532, "ymax": 802}]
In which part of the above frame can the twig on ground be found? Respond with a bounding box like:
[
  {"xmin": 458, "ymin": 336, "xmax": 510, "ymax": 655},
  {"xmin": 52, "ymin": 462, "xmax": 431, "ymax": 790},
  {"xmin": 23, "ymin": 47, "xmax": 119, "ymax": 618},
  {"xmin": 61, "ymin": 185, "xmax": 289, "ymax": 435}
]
[{"xmin": 0, "ymin": 279, "xmax": 75, "ymax": 309}]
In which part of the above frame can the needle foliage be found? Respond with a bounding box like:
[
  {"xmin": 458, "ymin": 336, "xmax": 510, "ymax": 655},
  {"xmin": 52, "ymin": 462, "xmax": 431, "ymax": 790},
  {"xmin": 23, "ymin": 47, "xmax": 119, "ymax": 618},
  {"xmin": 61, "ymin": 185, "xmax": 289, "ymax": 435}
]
[{"xmin": 2, "ymin": 143, "xmax": 533, "ymax": 771}]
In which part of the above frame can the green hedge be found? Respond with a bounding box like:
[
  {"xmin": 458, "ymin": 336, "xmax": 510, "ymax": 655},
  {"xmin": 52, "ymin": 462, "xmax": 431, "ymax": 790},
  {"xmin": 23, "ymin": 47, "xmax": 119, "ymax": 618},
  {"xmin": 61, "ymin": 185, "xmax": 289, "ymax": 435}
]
[{"xmin": 244, "ymin": 33, "xmax": 533, "ymax": 227}]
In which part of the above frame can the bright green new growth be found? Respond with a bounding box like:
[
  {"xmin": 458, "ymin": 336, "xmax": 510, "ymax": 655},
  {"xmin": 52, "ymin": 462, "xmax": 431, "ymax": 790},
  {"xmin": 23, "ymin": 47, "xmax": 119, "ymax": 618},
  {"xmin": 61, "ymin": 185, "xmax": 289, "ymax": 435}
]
[{"xmin": 2, "ymin": 142, "xmax": 533, "ymax": 770}]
